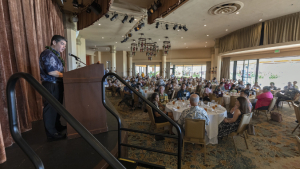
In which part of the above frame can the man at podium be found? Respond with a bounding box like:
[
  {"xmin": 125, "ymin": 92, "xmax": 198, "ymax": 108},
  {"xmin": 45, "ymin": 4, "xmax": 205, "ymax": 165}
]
[{"xmin": 39, "ymin": 35, "xmax": 67, "ymax": 141}]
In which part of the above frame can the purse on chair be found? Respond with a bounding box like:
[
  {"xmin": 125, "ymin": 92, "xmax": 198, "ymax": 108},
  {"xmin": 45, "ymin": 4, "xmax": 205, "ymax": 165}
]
[
  {"xmin": 247, "ymin": 124, "xmax": 255, "ymax": 135},
  {"xmin": 270, "ymin": 111, "xmax": 283, "ymax": 122}
]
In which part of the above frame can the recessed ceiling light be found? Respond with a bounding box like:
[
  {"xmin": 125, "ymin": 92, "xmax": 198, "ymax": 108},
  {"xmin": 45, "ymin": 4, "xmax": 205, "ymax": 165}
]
[
  {"xmin": 98, "ymin": 24, "xmax": 101, "ymax": 25},
  {"xmin": 206, "ymin": 42, "xmax": 207, "ymax": 43},
  {"xmin": 205, "ymin": 46, "xmax": 206, "ymax": 47},
  {"xmin": 207, "ymin": 35, "xmax": 209, "ymax": 36},
  {"xmin": 102, "ymin": 37, "xmax": 104, "ymax": 39},
  {"xmin": 236, "ymin": 12, "xmax": 239, "ymax": 14},
  {"xmin": 134, "ymin": 19, "xmax": 137, "ymax": 20},
  {"xmin": 259, "ymin": 19, "xmax": 263, "ymax": 21},
  {"xmin": 186, "ymin": 47, "xmax": 188, "ymax": 48},
  {"xmin": 204, "ymin": 25, "xmax": 207, "ymax": 27},
  {"xmin": 184, "ymin": 43, "xmax": 186, "ymax": 45},
  {"xmin": 115, "ymin": 42, "xmax": 117, "ymax": 43},
  {"xmin": 122, "ymin": 36, "xmax": 124, "ymax": 37},
  {"xmin": 159, "ymin": 39, "xmax": 160, "ymax": 41},
  {"xmin": 226, "ymin": 29, "xmax": 228, "ymax": 31},
  {"xmin": 177, "ymin": 30, "xmax": 180, "ymax": 31},
  {"xmin": 181, "ymin": 37, "xmax": 183, "ymax": 39},
  {"xmin": 128, "ymin": 47, "xmax": 130, "ymax": 48}
]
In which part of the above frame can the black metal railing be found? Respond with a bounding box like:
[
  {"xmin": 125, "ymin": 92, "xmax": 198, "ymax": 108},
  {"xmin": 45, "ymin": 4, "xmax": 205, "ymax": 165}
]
[
  {"xmin": 6, "ymin": 72, "xmax": 125, "ymax": 169},
  {"xmin": 102, "ymin": 73, "xmax": 182, "ymax": 169}
]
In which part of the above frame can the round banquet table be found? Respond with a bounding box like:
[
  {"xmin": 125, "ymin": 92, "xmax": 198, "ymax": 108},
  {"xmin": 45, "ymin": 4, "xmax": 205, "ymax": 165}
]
[
  {"xmin": 174, "ymin": 86, "xmax": 196, "ymax": 93},
  {"xmin": 223, "ymin": 93, "xmax": 257, "ymax": 105},
  {"xmin": 143, "ymin": 90, "xmax": 155, "ymax": 100},
  {"xmin": 165, "ymin": 101, "xmax": 227, "ymax": 144}
]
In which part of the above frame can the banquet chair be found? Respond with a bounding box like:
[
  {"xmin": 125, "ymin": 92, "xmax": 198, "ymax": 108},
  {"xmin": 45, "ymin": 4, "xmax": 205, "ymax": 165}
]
[
  {"xmin": 286, "ymin": 95, "xmax": 300, "ymax": 109},
  {"xmin": 229, "ymin": 112, "xmax": 253, "ymax": 154},
  {"xmin": 105, "ymin": 87, "xmax": 113, "ymax": 96},
  {"xmin": 255, "ymin": 97, "xmax": 277, "ymax": 121},
  {"xmin": 183, "ymin": 119, "xmax": 206, "ymax": 164},
  {"xmin": 171, "ymin": 90, "xmax": 176, "ymax": 100},
  {"xmin": 187, "ymin": 88, "xmax": 192, "ymax": 93},
  {"xmin": 119, "ymin": 90, "xmax": 127, "ymax": 109},
  {"xmin": 146, "ymin": 105, "xmax": 170, "ymax": 132},
  {"xmin": 292, "ymin": 102, "xmax": 300, "ymax": 134},
  {"xmin": 133, "ymin": 93, "xmax": 141, "ymax": 111},
  {"xmin": 296, "ymin": 135, "xmax": 300, "ymax": 153},
  {"xmin": 112, "ymin": 86, "xmax": 117, "ymax": 97},
  {"xmin": 209, "ymin": 93, "xmax": 213, "ymax": 100}
]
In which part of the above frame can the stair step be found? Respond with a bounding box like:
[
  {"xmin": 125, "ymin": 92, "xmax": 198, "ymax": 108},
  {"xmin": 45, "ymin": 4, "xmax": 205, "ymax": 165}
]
[{"xmin": 107, "ymin": 158, "xmax": 137, "ymax": 169}]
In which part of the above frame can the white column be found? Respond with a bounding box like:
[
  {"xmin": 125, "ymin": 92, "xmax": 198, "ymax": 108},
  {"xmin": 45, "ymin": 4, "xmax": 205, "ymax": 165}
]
[
  {"xmin": 97, "ymin": 51, "xmax": 101, "ymax": 63},
  {"xmin": 162, "ymin": 55, "xmax": 166, "ymax": 78},
  {"xmin": 122, "ymin": 51, "xmax": 127, "ymax": 77},
  {"xmin": 110, "ymin": 45, "xmax": 116, "ymax": 72},
  {"xmin": 65, "ymin": 28, "xmax": 77, "ymax": 71},
  {"xmin": 127, "ymin": 52, "xmax": 132, "ymax": 77},
  {"xmin": 214, "ymin": 38, "xmax": 221, "ymax": 81}
]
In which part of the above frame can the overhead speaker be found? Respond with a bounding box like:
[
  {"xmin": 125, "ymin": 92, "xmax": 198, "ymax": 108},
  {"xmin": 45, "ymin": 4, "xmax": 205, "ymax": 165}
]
[{"xmin": 90, "ymin": 1, "xmax": 102, "ymax": 15}]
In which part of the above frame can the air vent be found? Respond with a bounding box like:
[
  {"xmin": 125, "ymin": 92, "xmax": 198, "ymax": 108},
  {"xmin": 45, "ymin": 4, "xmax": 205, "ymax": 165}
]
[{"xmin": 208, "ymin": 1, "xmax": 244, "ymax": 15}]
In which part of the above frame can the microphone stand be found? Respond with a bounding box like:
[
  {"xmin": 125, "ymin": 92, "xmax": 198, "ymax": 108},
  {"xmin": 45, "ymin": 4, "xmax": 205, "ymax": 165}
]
[{"xmin": 73, "ymin": 57, "xmax": 86, "ymax": 69}]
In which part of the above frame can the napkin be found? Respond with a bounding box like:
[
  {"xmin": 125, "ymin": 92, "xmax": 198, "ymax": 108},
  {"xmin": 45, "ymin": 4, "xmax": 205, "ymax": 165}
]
[{"xmin": 172, "ymin": 108, "xmax": 179, "ymax": 111}]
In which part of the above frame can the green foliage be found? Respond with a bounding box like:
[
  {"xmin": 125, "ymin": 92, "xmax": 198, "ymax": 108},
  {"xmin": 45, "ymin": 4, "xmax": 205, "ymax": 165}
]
[
  {"xmin": 149, "ymin": 71, "xmax": 158, "ymax": 77},
  {"xmin": 269, "ymin": 74, "xmax": 279, "ymax": 79}
]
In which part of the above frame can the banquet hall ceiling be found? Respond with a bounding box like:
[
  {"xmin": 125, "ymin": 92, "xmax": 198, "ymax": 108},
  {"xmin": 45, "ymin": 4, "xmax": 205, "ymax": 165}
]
[{"xmin": 76, "ymin": 0, "xmax": 300, "ymax": 51}]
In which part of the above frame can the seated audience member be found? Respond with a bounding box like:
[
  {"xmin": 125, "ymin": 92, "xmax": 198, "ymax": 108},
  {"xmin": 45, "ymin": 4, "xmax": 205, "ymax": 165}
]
[
  {"xmin": 269, "ymin": 82, "xmax": 277, "ymax": 90},
  {"xmin": 166, "ymin": 83, "xmax": 174, "ymax": 99},
  {"xmin": 215, "ymin": 82, "xmax": 225, "ymax": 91},
  {"xmin": 224, "ymin": 81, "xmax": 231, "ymax": 90},
  {"xmin": 238, "ymin": 81, "xmax": 245, "ymax": 90},
  {"xmin": 195, "ymin": 81, "xmax": 202, "ymax": 95},
  {"xmin": 158, "ymin": 86, "xmax": 169, "ymax": 103},
  {"xmin": 204, "ymin": 82, "xmax": 212, "ymax": 94},
  {"xmin": 212, "ymin": 77, "xmax": 218, "ymax": 84},
  {"xmin": 293, "ymin": 81, "xmax": 298, "ymax": 90},
  {"xmin": 275, "ymin": 85, "xmax": 299, "ymax": 107},
  {"xmin": 176, "ymin": 94, "xmax": 210, "ymax": 134},
  {"xmin": 151, "ymin": 93, "xmax": 174, "ymax": 134},
  {"xmin": 118, "ymin": 82, "xmax": 133, "ymax": 107},
  {"xmin": 245, "ymin": 83, "xmax": 256, "ymax": 95},
  {"xmin": 252, "ymin": 82, "xmax": 261, "ymax": 90},
  {"xmin": 106, "ymin": 79, "xmax": 113, "ymax": 90},
  {"xmin": 177, "ymin": 83, "xmax": 191, "ymax": 100},
  {"xmin": 113, "ymin": 80, "xmax": 121, "ymax": 95},
  {"xmin": 229, "ymin": 84, "xmax": 238, "ymax": 92},
  {"xmin": 218, "ymin": 97, "xmax": 249, "ymax": 138},
  {"xmin": 136, "ymin": 83, "xmax": 145, "ymax": 98},
  {"xmin": 252, "ymin": 86, "xmax": 273, "ymax": 110},
  {"xmin": 131, "ymin": 80, "xmax": 137, "ymax": 88},
  {"xmin": 284, "ymin": 82, "xmax": 294, "ymax": 90},
  {"xmin": 227, "ymin": 90, "xmax": 252, "ymax": 118},
  {"xmin": 149, "ymin": 81, "xmax": 155, "ymax": 89}
]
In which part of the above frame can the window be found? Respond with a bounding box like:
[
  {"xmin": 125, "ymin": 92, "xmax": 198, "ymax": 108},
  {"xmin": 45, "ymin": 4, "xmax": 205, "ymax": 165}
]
[
  {"xmin": 156, "ymin": 65, "xmax": 160, "ymax": 76},
  {"xmin": 201, "ymin": 65, "xmax": 206, "ymax": 79},
  {"xmin": 174, "ymin": 65, "xmax": 206, "ymax": 78},
  {"xmin": 230, "ymin": 61, "xmax": 234, "ymax": 80}
]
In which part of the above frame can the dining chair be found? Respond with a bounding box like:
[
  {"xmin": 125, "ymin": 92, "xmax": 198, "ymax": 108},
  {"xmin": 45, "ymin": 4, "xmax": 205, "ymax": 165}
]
[
  {"xmin": 171, "ymin": 90, "xmax": 176, "ymax": 100},
  {"xmin": 187, "ymin": 88, "xmax": 192, "ymax": 93},
  {"xmin": 229, "ymin": 112, "xmax": 253, "ymax": 154},
  {"xmin": 296, "ymin": 135, "xmax": 300, "ymax": 153},
  {"xmin": 229, "ymin": 96, "xmax": 238, "ymax": 110},
  {"xmin": 292, "ymin": 102, "xmax": 300, "ymax": 134},
  {"xmin": 255, "ymin": 97, "xmax": 277, "ymax": 120},
  {"xmin": 133, "ymin": 93, "xmax": 140, "ymax": 111},
  {"xmin": 183, "ymin": 119, "xmax": 206, "ymax": 164},
  {"xmin": 112, "ymin": 86, "xmax": 117, "ymax": 97},
  {"xmin": 146, "ymin": 105, "xmax": 170, "ymax": 132}
]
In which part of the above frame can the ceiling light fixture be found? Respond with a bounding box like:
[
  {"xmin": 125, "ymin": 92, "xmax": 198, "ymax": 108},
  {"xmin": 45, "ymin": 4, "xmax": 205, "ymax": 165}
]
[
  {"xmin": 98, "ymin": 24, "xmax": 101, "ymax": 25},
  {"xmin": 259, "ymin": 19, "xmax": 263, "ymax": 21},
  {"xmin": 129, "ymin": 17, "xmax": 134, "ymax": 23},
  {"xmin": 163, "ymin": 36, "xmax": 171, "ymax": 55},
  {"xmin": 181, "ymin": 37, "xmax": 183, "ymax": 39},
  {"xmin": 138, "ymin": 33, "xmax": 147, "ymax": 52},
  {"xmin": 226, "ymin": 29, "xmax": 228, "ymax": 31},
  {"xmin": 155, "ymin": 22, "xmax": 160, "ymax": 28},
  {"xmin": 204, "ymin": 25, "xmax": 207, "ymax": 26},
  {"xmin": 102, "ymin": 37, "xmax": 104, "ymax": 39},
  {"xmin": 105, "ymin": 13, "xmax": 109, "ymax": 18},
  {"xmin": 173, "ymin": 24, "xmax": 178, "ymax": 30},
  {"xmin": 183, "ymin": 25, "xmax": 188, "ymax": 31},
  {"xmin": 165, "ymin": 24, "xmax": 169, "ymax": 30},
  {"xmin": 110, "ymin": 13, "xmax": 118, "ymax": 21},
  {"xmin": 207, "ymin": 35, "xmax": 209, "ymax": 36},
  {"xmin": 236, "ymin": 12, "xmax": 239, "ymax": 14},
  {"xmin": 206, "ymin": 42, "xmax": 207, "ymax": 43},
  {"xmin": 122, "ymin": 15, "xmax": 128, "ymax": 23}
]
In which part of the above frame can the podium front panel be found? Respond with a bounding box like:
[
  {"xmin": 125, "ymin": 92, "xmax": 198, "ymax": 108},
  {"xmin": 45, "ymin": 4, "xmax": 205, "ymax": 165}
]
[{"xmin": 63, "ymin": 64, "xmax": 108, "ymax": 139}]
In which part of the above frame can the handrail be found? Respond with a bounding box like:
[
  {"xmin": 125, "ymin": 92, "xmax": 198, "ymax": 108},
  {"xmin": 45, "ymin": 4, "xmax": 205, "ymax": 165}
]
[
  {"xmin": 102, "ymin": 73, "xmax": 182, "ymax": 169},
  {"xmin": 6, "ymin": 72, "xmax": 125, "ymax": 169}
]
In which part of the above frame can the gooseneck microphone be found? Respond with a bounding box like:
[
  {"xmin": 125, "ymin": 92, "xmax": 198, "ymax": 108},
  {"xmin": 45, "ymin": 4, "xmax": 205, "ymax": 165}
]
[{"xmin": 68, "ymin": 53, "xmax": 80, "ymax": 60}]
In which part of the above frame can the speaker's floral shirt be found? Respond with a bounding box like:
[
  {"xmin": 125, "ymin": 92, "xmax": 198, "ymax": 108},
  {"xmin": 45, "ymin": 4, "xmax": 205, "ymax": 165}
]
[{"xmin": 39, "ymin": 48, "xmax": 64, "ymax": 82}]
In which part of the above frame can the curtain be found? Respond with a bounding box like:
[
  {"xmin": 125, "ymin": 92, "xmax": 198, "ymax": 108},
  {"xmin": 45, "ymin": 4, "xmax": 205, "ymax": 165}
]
[
  {"xmin": 219, "ymin": 23, "xmax": 262, "ymax": 53},
  {"xmin": 264, "ymin": 12, "xmax": 300, "ymax": 45},
  {"xmin": 0, "ymin": 0, "xmax": 65, "ymax": 164},
  {"xmin": 206, "ymin": 61, "xmax": 211, "ymax": 80},
  {"xmin": 221, "ymin": 57, "xmax": 231, "ymax": 79}
]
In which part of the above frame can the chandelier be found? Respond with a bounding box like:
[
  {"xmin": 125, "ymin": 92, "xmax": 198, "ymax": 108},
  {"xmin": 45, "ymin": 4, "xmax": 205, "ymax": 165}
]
[
  {"xmin": 153, "ymin": 42, "xmax": 159, "ymax": 57},
  {"xmin": 138, "ymin": 33, "xmax": 146, "ymax": 52},
  {"xmin": 163, "ymin": 36, "xmax": 171, "ymax": 55},
  {"xmin": 146, "ymin": 38, "xmax": 155, "ymax": 56},
  {"xmin": 131, "ymin": 40, "xmax": 137, "ymax": 56}
]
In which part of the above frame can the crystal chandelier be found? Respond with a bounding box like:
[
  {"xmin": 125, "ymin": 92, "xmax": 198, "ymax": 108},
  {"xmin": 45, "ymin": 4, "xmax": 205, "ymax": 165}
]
[
  {"xmin": 131, "ymin": 40, "xmax": 137, "ymax": 56},
  {"xmin": 163, "ymin": 36, "xmax": 171, "ymax": 55},
  {"xmin": 138, "ymin": 33, "xmax": 146, "ymax": 52},
  {"xmin": 153, "ymin": 42, "xmax": 159, "ymax": 57}
]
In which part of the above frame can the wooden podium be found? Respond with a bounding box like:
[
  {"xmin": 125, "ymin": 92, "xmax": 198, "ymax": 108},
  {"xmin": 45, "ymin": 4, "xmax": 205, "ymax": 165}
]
[{"xmin": 63, "ymin": 64, "xmax": 108, "ymax": 139}]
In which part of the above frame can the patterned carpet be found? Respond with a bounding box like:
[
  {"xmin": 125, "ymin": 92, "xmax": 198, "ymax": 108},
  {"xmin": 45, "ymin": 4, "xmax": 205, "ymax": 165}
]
[{"xmin": 107, "ymin": 95, "xmax": 300, "ymax": 169}]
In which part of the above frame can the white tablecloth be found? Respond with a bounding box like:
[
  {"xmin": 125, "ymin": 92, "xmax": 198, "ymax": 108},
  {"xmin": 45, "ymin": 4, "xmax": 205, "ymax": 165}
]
[
  {"xmin": 174, "ymin": 86, "xmax": 196, "ymax": 93},
  {"xmin": 165, "ymin": 101, "xmax": 227, "ymax": 144},
  {"xmin": 144, "ymin": 90, "xmax": 155, "ymax": 99}
]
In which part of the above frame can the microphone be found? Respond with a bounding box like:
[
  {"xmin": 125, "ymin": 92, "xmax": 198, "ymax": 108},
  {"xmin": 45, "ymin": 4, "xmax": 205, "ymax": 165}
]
[{"xmin": 69, "ymin": 53, "xmax": 79, "ymax": 60}]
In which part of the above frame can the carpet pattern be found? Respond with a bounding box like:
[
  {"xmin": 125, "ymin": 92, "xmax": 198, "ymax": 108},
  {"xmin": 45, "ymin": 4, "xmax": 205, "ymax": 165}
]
[{"xmin": 108, "ymin": 95, "xmax": 300, "ymax": 169}]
